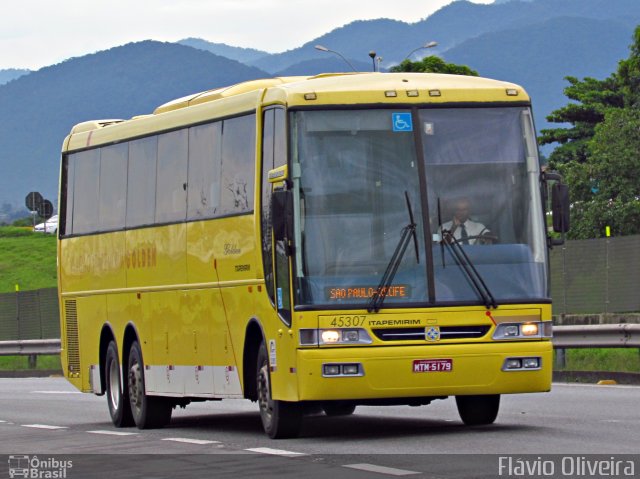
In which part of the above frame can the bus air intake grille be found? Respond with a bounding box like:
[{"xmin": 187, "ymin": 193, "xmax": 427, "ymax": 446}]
[
  {"xmin": 372, "ymin": 326, "xmax": 491, "ymax": 341},
  {"xmin": 64, "ymin": 300, "xmax": 80, "ymax": 374}
]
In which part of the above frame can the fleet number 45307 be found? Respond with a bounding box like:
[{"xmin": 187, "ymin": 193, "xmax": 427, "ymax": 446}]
[{"xmin": 329, "ymin": 315, "xmax": 366, "ymax": 327}]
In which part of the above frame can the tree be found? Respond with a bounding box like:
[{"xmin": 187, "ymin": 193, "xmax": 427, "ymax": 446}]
[
  {"xmin": 617, "ymin": 26, "xmax": 640, "ymax": 108},
  {"xmin": 589, "ymin": 108, "xmax": 640, "ymax": 202},
  {"xmin": 389, "ymin": 56, "xmax": 478, "ymax": 76},
  {"xmin": 565, "ymin": 108, "xmax": 640, "ymax": 238},
  {"xmin": 538, "ymin": 76, "xmax": 623, "ymax": 166},
  {"xmin": 541, "ymin": 26, "xmax": 640, "ymax": 239}
]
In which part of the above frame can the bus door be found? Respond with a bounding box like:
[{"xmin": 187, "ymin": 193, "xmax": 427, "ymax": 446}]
[{"xmin": 261, "ymin": 107, "xmax": 298, "ymax": 398}]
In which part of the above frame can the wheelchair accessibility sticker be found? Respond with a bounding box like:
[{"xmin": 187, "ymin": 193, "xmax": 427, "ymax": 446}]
[{"xmin": 392, "ymin": 112, "xmax": 413, "ymax": 132}]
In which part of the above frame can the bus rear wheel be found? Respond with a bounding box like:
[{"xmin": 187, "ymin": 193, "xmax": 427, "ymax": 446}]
[
  {"xmin": 455, "ymin": 394, "xmax": 500, "ymax": 426},
  {"xmin": 127, "ymin": 341, "xmax": 172, "ymax": 429},
  {"xmin": 104, "ymin": 341, "xmax": 134, "ymax": 427},
  {"xmin": 256, "ymin": 342, "xmax": 302, "ymax": 439}
]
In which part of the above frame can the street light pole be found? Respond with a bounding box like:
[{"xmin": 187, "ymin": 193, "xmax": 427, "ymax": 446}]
[
  {"xmin": 369, "ymin": 51, "xmax": 377, "ymax": 72},
  {"xmin": 314, "ymin": 45, "xmax": 358, "ymax": 72},
  {"xmin": 403, "ymin": 41, "xmax": 438, "ymax": 61}
]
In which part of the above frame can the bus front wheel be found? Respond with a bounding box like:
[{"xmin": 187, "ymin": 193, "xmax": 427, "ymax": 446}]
[
  {"xmin": 127, "ymin": 341, "xmax": 172, "ymax": 429},
  {"xmin": 455, "ymin": 394, "xmax": 500, "ymax": 426},
  {"xmin": 104, "ymin": 341, "xmax": 134, "ymax": 427},
  {"xmin": 256, "ymin": 342, "xmax": 302, "ymax": 439}
]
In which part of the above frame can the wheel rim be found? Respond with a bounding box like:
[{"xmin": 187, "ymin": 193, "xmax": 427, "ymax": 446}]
[
  {"xmin": 108, "ymin": 358, "xmax": 120, "ymax": 411},
  {"xmin": 128, "ymin": 358, "xmax": 143, "ymax": 418},
  {"xmin": 257, "ymin": 364, "xmax": 273, "ymax": 427}
]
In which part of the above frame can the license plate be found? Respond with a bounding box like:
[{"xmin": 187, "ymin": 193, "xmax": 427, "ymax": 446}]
[{"xmin": 413, "ymin": 359, "xmax": 453, "ymax": 373}]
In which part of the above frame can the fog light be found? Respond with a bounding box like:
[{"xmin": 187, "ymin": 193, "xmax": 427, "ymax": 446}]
[
  {"xmin": 321, "ymin": 330, "xmax": 340, "ymax": 343},
  {"xmin": 521, "ymin": 323, "xmax": 539, "ymax": 336},
  {"xmin": 323, "ymin": 364, "xmax": 340, "ymax": 376},
  {"xmin": 523, "ymin": 357, "xmax": 540, "ymax": 369},
  {"xmin": 342, "ymin": 364, "xmax": 360, "ymax": 375},
  {"xmin": 505, "ymin": 358, "xmax": 522, "ymax": 370},
  {"xmin": 342, "ymin": 330, "xmax": 359, "ymax": 342},
  {"xmin": 504, "ymin": 325, "xmax": 519, "ymax": 337}
]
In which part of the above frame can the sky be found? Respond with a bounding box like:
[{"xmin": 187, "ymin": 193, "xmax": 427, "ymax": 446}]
[{"xmin": 1, "ymin": 0, "xmax": 494, "ymax": 70}]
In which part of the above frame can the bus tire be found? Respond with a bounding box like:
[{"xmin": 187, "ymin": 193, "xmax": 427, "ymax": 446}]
[
  {"xmin": 105, "ymin": 341, "xmax": 134, "ymax": 427},
  {"xmin": 323, "ymin": 402, "xmax": 356, "ymax": 416},
  {"xmin": 455, "ymin": 394, "xmax": 500, "ymax": 426},
  {"xmin": 256, "ymin": 342, "xmax": 302, "ymax": 439},
  {"xmin": 127, "ymin": 340, "xmax": 172, "ymax": 429}
]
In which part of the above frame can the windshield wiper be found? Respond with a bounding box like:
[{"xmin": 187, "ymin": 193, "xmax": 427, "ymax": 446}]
[
  {"xmin": 367, "ymin": 191, "xmax": 419, "ymax": 313},
  {"xmin": 437, "ymin": 198, "xmax": 497, "ymax": 309}
]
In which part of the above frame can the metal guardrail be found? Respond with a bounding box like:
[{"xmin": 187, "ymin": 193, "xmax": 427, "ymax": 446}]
[
  {"xmin": 552, "ymin": 324, "xmax": 640, "ymax": 348},
  {"xmin": 0, "ymin": 326, "xmax": 637, "ymax": 357},
  {"xmin": 0, "ymin": 339, "xmax": 61, "ymax": 356}
]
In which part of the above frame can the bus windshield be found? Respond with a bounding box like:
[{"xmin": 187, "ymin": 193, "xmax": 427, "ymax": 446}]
[{"xmin": 291, "ymin": 107, "xmax": 548, "ymax": 308}]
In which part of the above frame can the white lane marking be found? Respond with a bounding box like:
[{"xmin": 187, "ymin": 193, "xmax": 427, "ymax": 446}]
[
  {"xmin": 162, "ymin": 438, "xmax": 220, "ymax": 445},
  {"xmin": 343, "ymin": 464, "xmax": 420, "ymax": 476},
  {"xmin": 31, "ymin": 391, "xmax": 82, "ymax": 394},
  {"xmin": 245, "ymin": 447, "xmax": 305, "ymax": 457},
  {"xmin": 22, "ymin": 424, "xmax": 68, "ymax": 430},
  {"xmin": 0, "ymin": 420, "xmax": 6, "ymax": 423},
  {"xmin": 87, "ymin": 430, "xmax": 139, "ymax": 436}
]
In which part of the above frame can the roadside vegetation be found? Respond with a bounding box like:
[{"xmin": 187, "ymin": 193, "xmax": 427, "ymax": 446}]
[
  {"xmin": 0, "ymin": 355, "xmax": 61, "ymax": 371},
  {"xmin": 0, "ymin": 226, "xmax": 57, "ymax": 293},
  {"xmin": 555, "ymin": 348, "xmax": 640, "ymax": 373}
]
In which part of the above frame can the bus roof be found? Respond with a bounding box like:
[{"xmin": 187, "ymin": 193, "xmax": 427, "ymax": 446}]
[{"xmin": 64, "ymin": 72, "xmax": 529, "ymax": 152}]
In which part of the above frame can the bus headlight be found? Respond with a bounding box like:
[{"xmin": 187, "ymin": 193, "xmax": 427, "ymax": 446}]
[
  {"xmin": 493, "ymin": 322, "xmax": 552, "ymax": 340},
  {"xmin": 321, "ymin": 330, "xmax": 341, "ymax": 343},
  {"xmin": 300, "ymin": 328, "xmax": 373, "ymax": 346}
]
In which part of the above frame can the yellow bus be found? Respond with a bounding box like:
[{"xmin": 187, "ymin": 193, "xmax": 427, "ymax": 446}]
[{"xmin": 58, "ymin": 72, "xmax": 569, "ymax": 438}]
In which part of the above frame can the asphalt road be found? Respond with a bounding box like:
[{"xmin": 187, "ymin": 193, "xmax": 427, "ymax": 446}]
[{"xmin": 1, "ymin": 378, "xmax": 638, "ymax": 479}]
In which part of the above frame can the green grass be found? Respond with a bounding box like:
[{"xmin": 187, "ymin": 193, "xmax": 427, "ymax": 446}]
[
  {"xmin": 0, "ymin": 227, "xmax": 57, "ymax": 293},
  {"xmin": 555, "ymin": 348, "xmax": 640, "ymax": 373},
  {"xmin": 0, "ymin": 355, "xmax": 62, "ymax": 371}
]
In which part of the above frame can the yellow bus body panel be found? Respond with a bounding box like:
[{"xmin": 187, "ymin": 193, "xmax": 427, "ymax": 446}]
[{"xmin": 296, "ymin": 341, "xmax": 552, "ymax": 400}]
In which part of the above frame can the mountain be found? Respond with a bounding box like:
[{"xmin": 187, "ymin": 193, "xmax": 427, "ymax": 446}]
[
  {"xmin": 274, "ymin": 57, "xmax": 376, "ymax": 76},
  {"xmin": 248, "ymin": 0, "xmax": 640, "ymax": 145},
  {"xmin": 177, "ymin": 38, "xmax": 269, "ymax": 64},
  {"xmin": 0, "ymin": 69, "xmax": 30, "ymax": 85},
  {"xmin": 249, "ymin": 0, "xmax": 640, "ymax": 72},
  {"xmin": 251, "ymin": 19, "xmax": 413, "ymax": 74},
  {"xmin": 444, "ymin": 16, "xmax": 634, "ymax": 132},
  {"xmin": 0, "ymin": 41, "xmax": 268, "ymax": 206}
]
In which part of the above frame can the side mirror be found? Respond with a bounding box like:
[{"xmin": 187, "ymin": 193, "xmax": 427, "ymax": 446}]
[
  {"xmin": 551, "ymin": 183, "xmax": 570, "ymax": 233},
  {"xmin": 270, "ymin": 189, "xmax": 293, "ymax": 243}
]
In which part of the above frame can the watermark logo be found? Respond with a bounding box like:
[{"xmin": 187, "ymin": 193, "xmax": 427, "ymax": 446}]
[
  {"xmin": 498, "ymin": 456, "xmax": 636, "ymax": 477},
  {"xmin": 8, "ymin": 455, "xmax": 72, "ymax": 478}
]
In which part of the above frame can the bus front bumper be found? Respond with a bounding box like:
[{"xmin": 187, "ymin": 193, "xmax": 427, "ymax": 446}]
[{"xmin": 295, "ymin": 340, "xmax": 552, "ymax": 401}]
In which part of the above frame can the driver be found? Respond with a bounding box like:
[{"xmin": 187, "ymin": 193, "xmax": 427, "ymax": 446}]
[{"xmin": 440, "ymin": 197, "xmax": 490, "ymax": 245}]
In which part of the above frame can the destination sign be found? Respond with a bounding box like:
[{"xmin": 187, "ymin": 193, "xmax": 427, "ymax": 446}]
[{"xmin": 326, "ymin": 285, "xmax": 411, "ymax": 301}]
